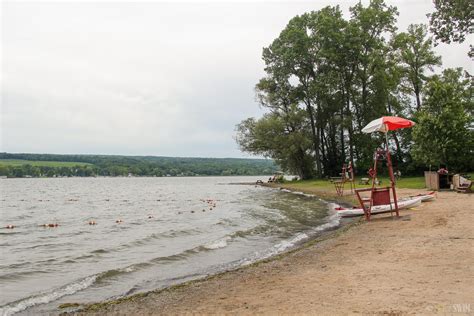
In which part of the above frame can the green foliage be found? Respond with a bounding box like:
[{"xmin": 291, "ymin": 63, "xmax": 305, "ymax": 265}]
[
  {"xmin": 238, "ymin": 0, "xmax": 410, "ymax": 178},
  {"xmin": 392, "ymin": 24, "xmax": 442, "ymax": 111},
  {"xmin": 428, "ymin": 0, "xmax": 474, "ymax": 57},
  {"xmin": 412, "ymin": 68, "xmax": 474, "ymax": 171},
  {"xmin": 236, "ymin": 111, "xmax": 315, "ymax": 179},
  {"xmin": 236, "ymin": 0, "xmax": 473, "ymax": 179},
  {"xmin": 0, "ymin": 153, "xmax": 278, "ymax": 178}
]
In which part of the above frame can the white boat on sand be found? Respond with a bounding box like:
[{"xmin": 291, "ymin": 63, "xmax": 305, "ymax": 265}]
[{"xmin": 332, "ymin": 197, "xmax": 422, "ymax": 217}]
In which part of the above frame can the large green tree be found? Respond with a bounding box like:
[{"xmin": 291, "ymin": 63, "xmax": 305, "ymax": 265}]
[{"xmin": 412, "ymin": 68, "xmax": 474, "ymax": 171}]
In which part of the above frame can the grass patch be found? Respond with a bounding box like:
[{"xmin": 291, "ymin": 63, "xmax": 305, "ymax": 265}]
[
  {"xmin": 265, "ymin": 176, "xmax": 427, "ymax": 205},
  {"xmin": 0, "ymin": 159, "xmax": 92, "ymax": 167},
  {"xmin": 283, "ymin": 176, "xmax": 426, "ymax": 190}
]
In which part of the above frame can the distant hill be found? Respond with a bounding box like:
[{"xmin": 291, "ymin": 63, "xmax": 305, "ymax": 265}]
[{"xmin": 0, "ymin": 153, "xmax": 278, "ymax": 178}]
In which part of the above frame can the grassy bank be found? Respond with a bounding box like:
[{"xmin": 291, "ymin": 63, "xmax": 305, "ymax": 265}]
[
  {"xmin": 264, "ymin": 176, "xmax": 428, "ymax": 206},
  {"xmin": 282, "ymin": 176, "xmax": 426, "ymax": 190}
]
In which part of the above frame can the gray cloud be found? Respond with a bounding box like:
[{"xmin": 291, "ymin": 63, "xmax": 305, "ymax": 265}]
[{"xmin": 2, "ymin": 1, "xmax": 472, "ymax": 157}]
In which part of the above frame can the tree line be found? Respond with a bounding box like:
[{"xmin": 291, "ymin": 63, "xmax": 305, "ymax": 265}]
[
  {"xmin": 236, "ymin": 0, "xmax": 473, "ymax": 179},
  {"xmin": 0, "ymin": 153, "xmax": 278, "ymax": 178}
]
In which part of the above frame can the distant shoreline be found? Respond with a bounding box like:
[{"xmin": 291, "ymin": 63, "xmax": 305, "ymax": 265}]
[
  {"xmin": 0, "ymin": 154, "xmax": 278, "ymax": 179},
  {"xmin": 1, "ymin": 175, "xmax": 273, "ymax": 179}
]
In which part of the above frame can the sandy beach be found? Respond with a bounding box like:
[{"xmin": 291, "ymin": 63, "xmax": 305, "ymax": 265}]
[{"xmin": 74, "ymin": 188, "xmax": 473, "ymax": 315}]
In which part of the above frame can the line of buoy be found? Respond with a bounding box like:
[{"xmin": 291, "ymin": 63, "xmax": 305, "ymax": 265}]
[{"xmin": 5, "ymin": 198, "xmax": 223, "ymax": 230}]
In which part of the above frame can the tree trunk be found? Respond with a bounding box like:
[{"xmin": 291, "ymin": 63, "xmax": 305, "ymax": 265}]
[
  {"xmin": 320, "ymin": 127, "xmax": 327, "ymax": 176},
  {"xmin": 392, "ymin": 133, "xmax": 403, "ymax": 164},
  {"xmin": 304, "ymin": 100, "xmax": 322, "ymax": 178},
  {"xmin": 344, "ymin": 84, "xmax": 356, "ymax": 170},
  {"xmin": 340, "ymin": 84, "xmax": 346, "ymax": 164},
  {"xmin": 414, "ymin": 85, "xmax": 421, "ymax": 111}
]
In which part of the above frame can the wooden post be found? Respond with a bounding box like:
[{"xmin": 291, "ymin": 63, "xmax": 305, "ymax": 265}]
[{"xmin": 385, "ymin": 143, "xmax": 399, "ymax": 217}]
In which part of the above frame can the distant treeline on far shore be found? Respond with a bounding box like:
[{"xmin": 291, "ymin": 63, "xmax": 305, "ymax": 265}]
[{"xmin": 0, "ymin": 153, "xmax": 278, "ymax": 178}]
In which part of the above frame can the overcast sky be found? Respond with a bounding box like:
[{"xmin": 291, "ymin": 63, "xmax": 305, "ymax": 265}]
[{"xmin": 1, "ymin": 0, "xmax": 472, "ymax": 158}]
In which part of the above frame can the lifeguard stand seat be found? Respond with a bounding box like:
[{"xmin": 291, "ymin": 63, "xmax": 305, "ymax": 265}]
[{"xmin": 372, "ymin": 187, "xmax": 391, "ymax": 205}]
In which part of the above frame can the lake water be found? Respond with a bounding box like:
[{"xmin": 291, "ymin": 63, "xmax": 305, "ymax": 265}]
[{"xmin": 0, "ymin": 176, "xmax": 341, "ymax": 315}]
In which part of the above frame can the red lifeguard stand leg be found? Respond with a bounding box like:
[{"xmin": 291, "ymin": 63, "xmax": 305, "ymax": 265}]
[{"xmin": 355, "ymin": 138, "xmax": 399, "ymax": 221}]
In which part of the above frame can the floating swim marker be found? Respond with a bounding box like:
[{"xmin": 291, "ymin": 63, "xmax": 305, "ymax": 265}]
[{"xmin": 41, "ymin": 223, "xmax": 59, "ymax": 228}]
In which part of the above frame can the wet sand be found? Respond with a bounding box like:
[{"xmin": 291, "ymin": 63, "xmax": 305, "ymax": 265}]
[{"xmin": 75, "ymin": 189, "xmax": 473, "ymax": 315}]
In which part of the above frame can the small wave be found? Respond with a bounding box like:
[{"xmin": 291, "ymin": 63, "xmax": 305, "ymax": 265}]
[
  {"xmin": 94, "ymin": 268, "xmax": 132, "ymax": 283},
  {"xmin": 313, "ymin": 213, "xmax": 340, "ymax": 232},
  {"xmin": 0, "ymin": 275, "xmax": 97, "ymax": 316},
  {"xmin": 0, "ymin": 270, "xmax": 49, "ymax": 282},
  {"xmin": 91, "ymin": 249, "xmax": 108, "ymax": 254},
  {"xmin": 0, "ymin": 231, "xmax": 22, "ymax": 236},
  {"xmin": 240, "ymin": 210, "xmax": 341, "ymax": 266},
  {"xmin": 203, "ymin": 236, "xmax": 231, "ymax": 250},
  {"xmin": 149, "ymin": 248, "xmax": 200, "ymax": 264},
  {"xmin": 22, "ymin": 242, "xmax": 75, "ymax": 250},
  {"xmin": 0, "ymin": 262, "xmax": 155, "ymax": 315},
  {"xmin": 273, "ymin": 232, "xmax": 309, "ymax": 253},
  {"xmin": 282, "ymin": 190, "xmax": 315, "ymax": 198}
]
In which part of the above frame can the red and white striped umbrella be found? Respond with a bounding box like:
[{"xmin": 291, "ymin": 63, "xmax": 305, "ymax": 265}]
[{"xmin": 362, "ymin": 116, "xmax": 415, "ymax": 134}]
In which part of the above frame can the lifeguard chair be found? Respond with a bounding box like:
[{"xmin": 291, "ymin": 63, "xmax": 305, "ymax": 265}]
[
  {"xmin": 354, "ymin": 148, "xmax": 399, "ymax": 221},
  {"xmin": 334, "ymin": 162, "xmax": 355, "ymax": 196},
  {"xmin": 356, "ymin": 115, "xmax": 416, "ymax": 220}
]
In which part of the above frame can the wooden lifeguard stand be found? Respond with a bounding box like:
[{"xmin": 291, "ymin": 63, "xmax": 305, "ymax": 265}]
[
  {"xmin": 354, "ymin": 147, "xmax": 399, "ymax": 221},
  {"xmin": 334, "ymin": 162, "xmax": 355, "ymax": 196},
  {"xmin": 356, "ymin": 115, "xmax": 415, "ymax": 220}
]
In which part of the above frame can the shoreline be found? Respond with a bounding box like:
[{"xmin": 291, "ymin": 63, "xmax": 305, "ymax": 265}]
[
  {"xmin": 61, "ymin": 184, "xmax": 354, "ymax": 314},
  {"xmin": 68, "ymin": 185, "xmax": 473, "ymax": 315},
  {"xmin": 68, "ymin": 218, "xmax": 359, "ymax": 315}
]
